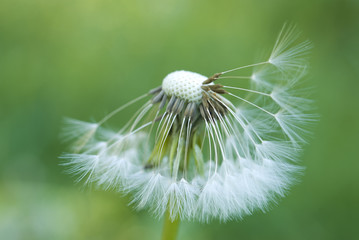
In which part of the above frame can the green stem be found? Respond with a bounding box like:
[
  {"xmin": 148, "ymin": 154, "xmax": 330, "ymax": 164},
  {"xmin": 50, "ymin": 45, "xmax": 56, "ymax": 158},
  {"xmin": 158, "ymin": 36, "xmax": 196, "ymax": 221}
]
[{"xmin": 161, "ymin": 210, "xmax": 180, "ymax": 240}]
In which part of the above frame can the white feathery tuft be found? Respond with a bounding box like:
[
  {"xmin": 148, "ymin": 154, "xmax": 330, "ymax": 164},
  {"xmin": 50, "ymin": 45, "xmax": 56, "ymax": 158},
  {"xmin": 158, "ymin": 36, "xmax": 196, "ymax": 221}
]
[
  {"xmin": 127, "ymin": 172, "xmax": 170, "ymax": 217},
  {"xmin": 61, "ymin": 154, "xmax": 100, "ymax": 184},
  {"xmin": 165, "ymin": 178, "xmax": 199, "ymax": 221},
  {"xmin": 268, "ymin": 24, "xmax": 312, "ymax": 73},
  {"xmin": 274, "ymin": 110, "xmax": 314, "ymax": 146},
  {"xmin": 61, "ymin": 118, "xmax": 99, "ymax": 152}
]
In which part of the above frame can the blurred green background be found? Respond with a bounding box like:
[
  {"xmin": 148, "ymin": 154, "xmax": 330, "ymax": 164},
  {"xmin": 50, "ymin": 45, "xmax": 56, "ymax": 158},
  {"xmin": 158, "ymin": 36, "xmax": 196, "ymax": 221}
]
[{"xmin": 1, "ymin": 0, "xmax": 358, "ymax": 239}]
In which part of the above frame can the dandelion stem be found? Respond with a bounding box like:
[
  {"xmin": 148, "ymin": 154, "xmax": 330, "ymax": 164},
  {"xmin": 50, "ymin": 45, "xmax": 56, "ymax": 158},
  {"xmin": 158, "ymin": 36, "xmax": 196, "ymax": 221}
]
[{"xmin": 161, "ymin": 210, "xmax": 180, "ymax": 240}]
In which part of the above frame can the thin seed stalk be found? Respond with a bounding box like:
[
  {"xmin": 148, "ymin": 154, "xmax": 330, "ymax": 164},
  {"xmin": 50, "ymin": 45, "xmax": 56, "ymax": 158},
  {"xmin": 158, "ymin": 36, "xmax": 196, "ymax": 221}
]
[
  {"xmin": 161, "ymin": 210, "xmax": 180, "ymax": 240},
  {"xmin": 193, "ymin": 133, "xmax": 204, "ymax": 176}
]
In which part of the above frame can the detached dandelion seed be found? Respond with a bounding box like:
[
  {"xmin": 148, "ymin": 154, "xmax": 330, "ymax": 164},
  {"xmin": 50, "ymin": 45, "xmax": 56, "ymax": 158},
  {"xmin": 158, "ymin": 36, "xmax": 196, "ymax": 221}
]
[{"xmin": 61, "ymin": 24, "xmax": 314, "ymax": 230}]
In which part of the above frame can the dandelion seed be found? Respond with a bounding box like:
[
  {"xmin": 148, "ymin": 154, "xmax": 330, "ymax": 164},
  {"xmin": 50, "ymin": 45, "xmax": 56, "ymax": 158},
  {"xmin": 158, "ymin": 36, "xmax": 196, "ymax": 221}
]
[{"xmin": 61, "ymin": 25, "xmax": 315, "ymax": 223}]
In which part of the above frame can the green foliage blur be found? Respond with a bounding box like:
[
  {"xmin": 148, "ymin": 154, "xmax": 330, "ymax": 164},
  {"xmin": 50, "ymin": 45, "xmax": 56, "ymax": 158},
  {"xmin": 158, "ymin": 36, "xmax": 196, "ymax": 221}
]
[{"xmin": 1, "ymin": 0, "xmax": 358, "ymax": 239}]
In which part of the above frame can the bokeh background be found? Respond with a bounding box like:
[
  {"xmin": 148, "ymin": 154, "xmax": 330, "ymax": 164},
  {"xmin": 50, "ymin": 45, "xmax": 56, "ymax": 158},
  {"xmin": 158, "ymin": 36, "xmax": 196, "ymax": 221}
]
[{"xmin": 1, "ymin": 0, "xmax": 358, "ymax": 239}]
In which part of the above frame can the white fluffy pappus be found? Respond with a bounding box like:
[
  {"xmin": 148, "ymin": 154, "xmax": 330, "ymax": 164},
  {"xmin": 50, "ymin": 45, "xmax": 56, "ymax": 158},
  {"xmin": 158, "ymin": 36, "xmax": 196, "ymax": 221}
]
[{"xmin": 61, "ymin": 24, "xmax": 315, "ymax": 222}]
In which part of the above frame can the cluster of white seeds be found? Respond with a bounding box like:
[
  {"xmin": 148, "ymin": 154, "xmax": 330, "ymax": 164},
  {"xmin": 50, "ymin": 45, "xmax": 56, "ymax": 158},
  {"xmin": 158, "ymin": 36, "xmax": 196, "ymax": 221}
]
[{"xmin": 162, "ymin": 70, "xmax": 207, "ymax": 103}]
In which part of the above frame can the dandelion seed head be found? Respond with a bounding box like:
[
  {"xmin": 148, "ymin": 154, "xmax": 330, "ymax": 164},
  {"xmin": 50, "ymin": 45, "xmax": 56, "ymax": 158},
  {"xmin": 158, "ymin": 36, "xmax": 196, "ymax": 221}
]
[
  {"xmin": 61, "ymin": 24, "xmax": 315, "ymax": 222},
  {"xmin": 162, "ymin": 70, "xmax": 207, "ymax": 103}
]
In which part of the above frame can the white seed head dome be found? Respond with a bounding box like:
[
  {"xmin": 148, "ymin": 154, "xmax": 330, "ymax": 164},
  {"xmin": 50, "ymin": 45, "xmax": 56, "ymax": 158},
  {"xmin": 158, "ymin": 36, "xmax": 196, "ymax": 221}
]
[{"xmin": 162, "ymin": 70, "xmax": 207, "ymax": 103}]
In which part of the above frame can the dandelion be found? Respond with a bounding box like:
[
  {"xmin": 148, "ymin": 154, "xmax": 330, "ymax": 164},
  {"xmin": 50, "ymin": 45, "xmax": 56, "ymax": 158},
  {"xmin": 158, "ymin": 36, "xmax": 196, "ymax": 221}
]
[{"xmin": 61, "ymin": 24, "xmax": 314, "ymax": 237}]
